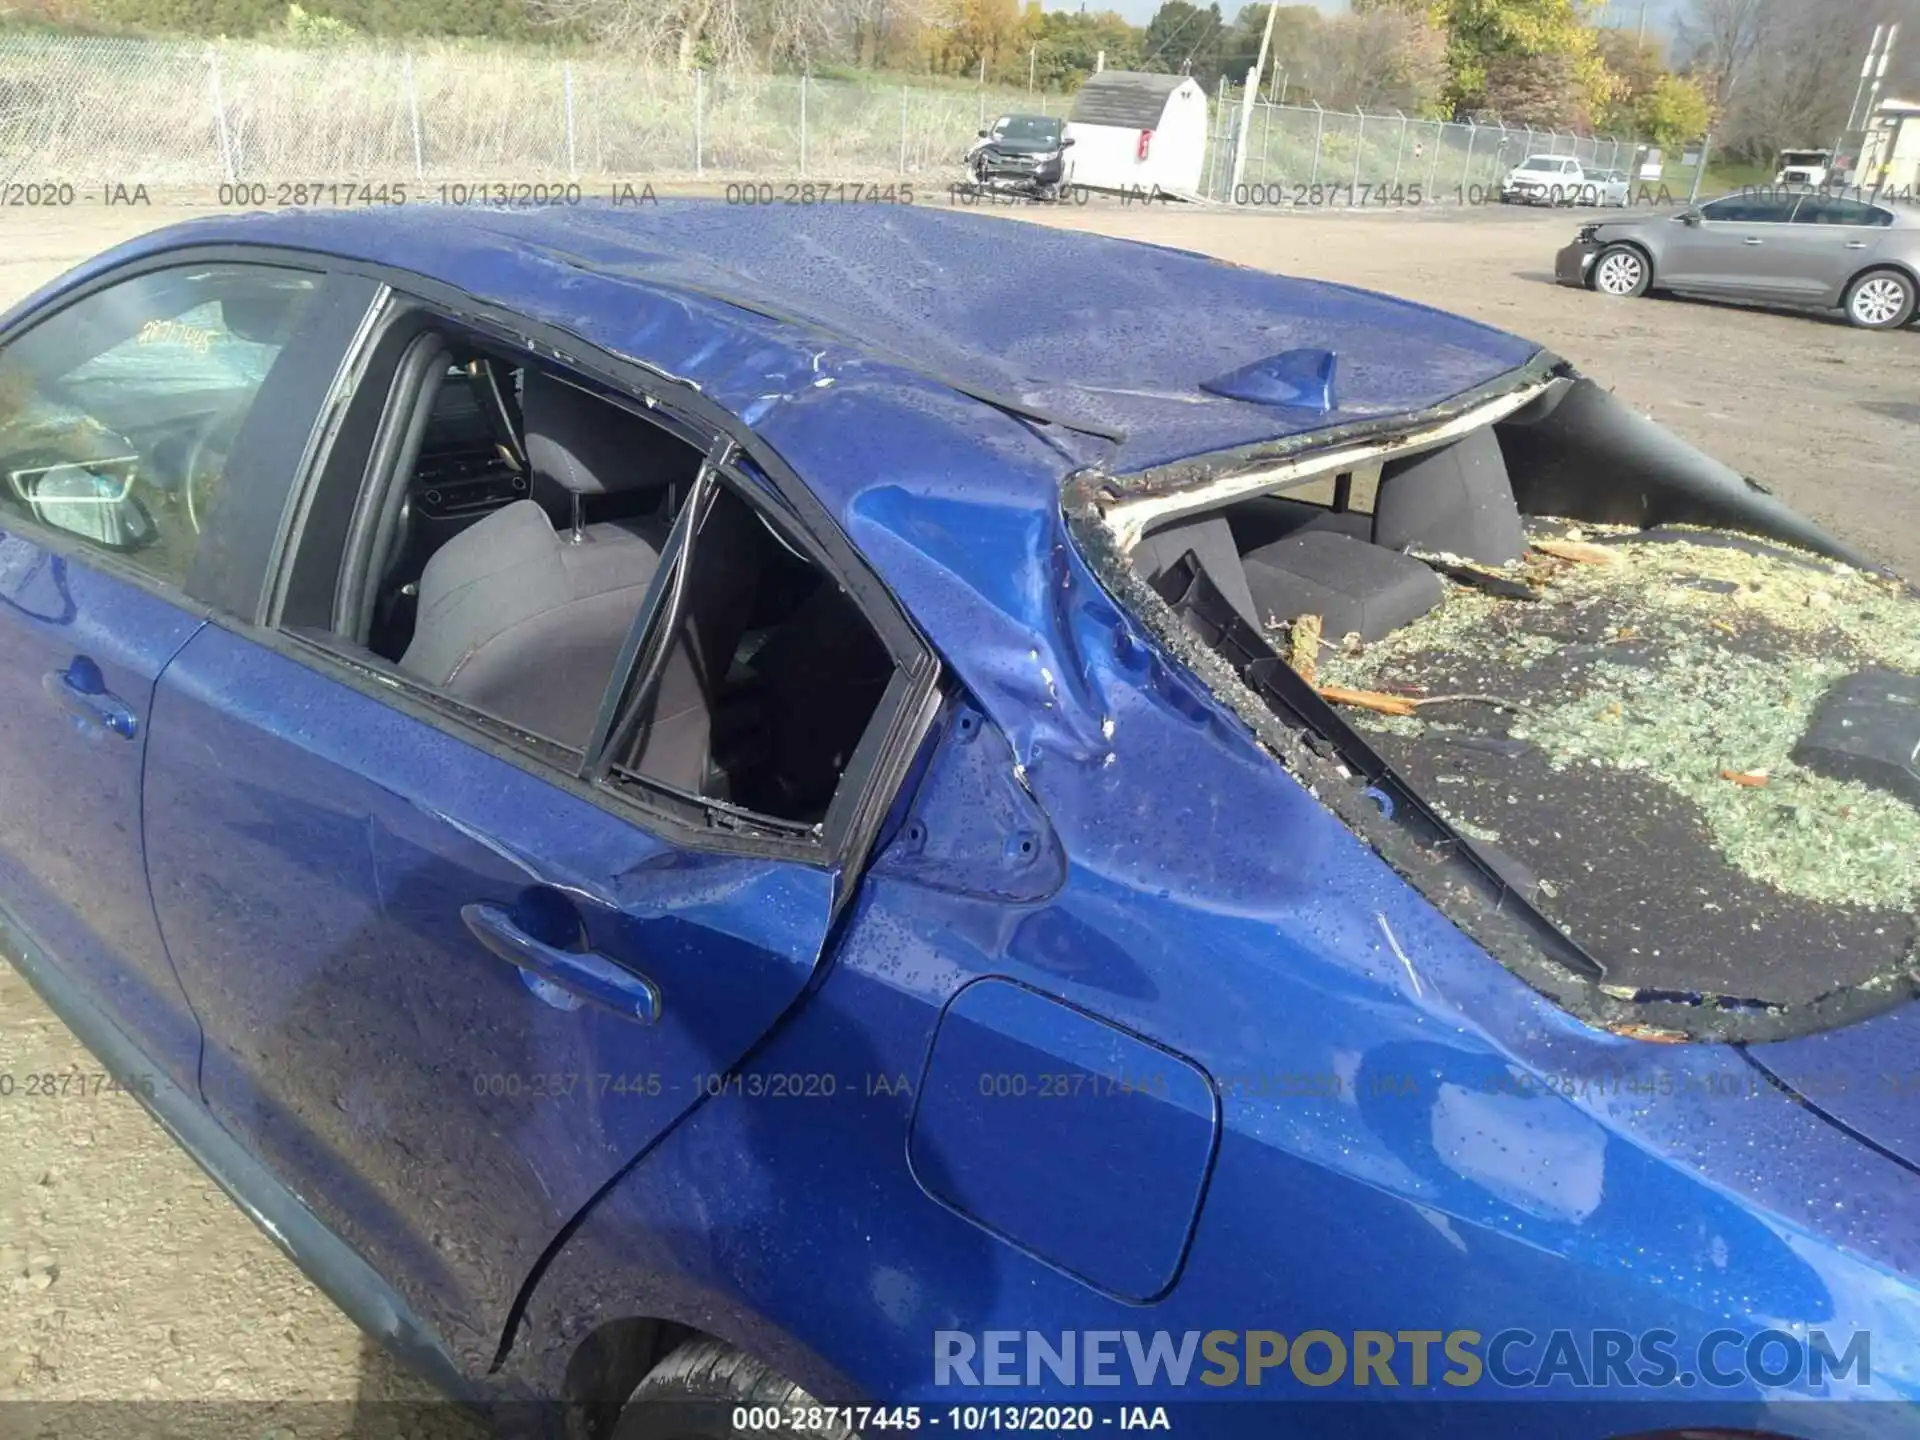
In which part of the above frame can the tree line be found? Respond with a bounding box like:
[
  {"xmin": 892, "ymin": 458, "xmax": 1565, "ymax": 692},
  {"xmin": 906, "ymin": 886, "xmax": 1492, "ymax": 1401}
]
[
  {"xmin": 10, "ymin": 0, "xmax": 1913, "ymax": 152},
  {"xmin": 1675, "ymin": 0, "xmax": 1920, "ymax": 170}
]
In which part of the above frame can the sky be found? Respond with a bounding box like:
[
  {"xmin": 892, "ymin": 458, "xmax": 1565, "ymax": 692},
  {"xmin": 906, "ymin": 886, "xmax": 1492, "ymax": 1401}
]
[{"xmin": 1040, "ymin": 0, "xmax": 1689, "ymax": 42}]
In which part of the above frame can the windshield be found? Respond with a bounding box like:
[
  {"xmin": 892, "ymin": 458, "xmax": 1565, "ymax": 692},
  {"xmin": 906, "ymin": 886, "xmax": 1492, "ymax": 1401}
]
[
  {"xmin": 991, "ymin": 115, "xmax": 1063, "ymax": 144},
  {"xmin": 1778, "ymin": 151, "xmax": 1829, "ymax": 166},
  {"xmin": 1518, "ymin": 156, "xmax": 1568, "ymax": 171}
]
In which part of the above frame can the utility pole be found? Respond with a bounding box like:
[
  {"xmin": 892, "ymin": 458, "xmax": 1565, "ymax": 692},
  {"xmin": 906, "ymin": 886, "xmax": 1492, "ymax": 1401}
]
[
  {"xmin": 1636, "ymin": 1, "xmax": 1647, "ymax": 44},
  {"xmin": 1029, "ymin": 46, "xmax": 1035, "ymax": 94},
  {"xmin": 1229, "ymin": 0, "xmax": 1281, "ymax": 194},
  {"xmin": 1867, "ymin": 24, "xmax": 1899, "ymax": 126},
  {"xmin": 1845, "ymin": 26, "xmax": 1886, "ymax": 134},
  {"xmin": 1857, "ymin": 25, "xmax": 1899, "ymax": 131},
  {"xmin": 1837, "ymin": 24, "xmax": 1897, "ymax": 182}
]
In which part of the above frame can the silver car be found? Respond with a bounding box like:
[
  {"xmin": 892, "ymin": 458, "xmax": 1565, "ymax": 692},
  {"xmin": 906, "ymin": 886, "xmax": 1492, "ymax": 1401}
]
[
  {"xmin": 1554, "ymin": 189, "xmax": 1920, "ymax": 328},
  {"xmin": 1576, "ymin": 168, "xmax": 1632, "ymax": 207}
]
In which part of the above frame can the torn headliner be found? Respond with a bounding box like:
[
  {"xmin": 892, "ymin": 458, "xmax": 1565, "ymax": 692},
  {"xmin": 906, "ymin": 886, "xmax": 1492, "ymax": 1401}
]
[{"xmin": 28, "ymin": 200, "xmax": 1544, "ymax": 490}]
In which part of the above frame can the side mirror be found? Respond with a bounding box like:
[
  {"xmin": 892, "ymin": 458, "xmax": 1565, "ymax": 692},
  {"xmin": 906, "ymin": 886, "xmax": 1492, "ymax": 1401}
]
[
  {"xmin": 976, "ymin": 128, "xmax": 988, "ymax": 138},
  {"xmin": 1061, "ymin": 136, "xmax": 1075, "ymax": 147},
  {"xmin": 11, "ymin": 461, "xmax": 158, "ymax": 552}
]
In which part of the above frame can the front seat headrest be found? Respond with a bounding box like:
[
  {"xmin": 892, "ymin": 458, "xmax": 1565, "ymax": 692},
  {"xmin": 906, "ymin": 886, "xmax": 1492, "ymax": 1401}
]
[{"xmin": 522, "ymin": 368, "xmax": 698, "ymax": 497}]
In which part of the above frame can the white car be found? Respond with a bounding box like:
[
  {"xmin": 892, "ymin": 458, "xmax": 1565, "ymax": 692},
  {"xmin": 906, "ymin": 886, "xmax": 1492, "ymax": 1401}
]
[
  {"xmin": 1499, "ymin": 154, "xmax": 1587, "ymax": 205},
  {"xmin": 1577, "ymin": 168, "xmax": 1632, "ymax": 207}
]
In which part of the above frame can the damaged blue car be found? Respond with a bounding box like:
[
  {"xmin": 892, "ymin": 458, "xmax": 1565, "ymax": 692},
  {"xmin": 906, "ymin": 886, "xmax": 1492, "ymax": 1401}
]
[{"xmin": 2, "ymin": 201, "xmax": 1918, "ymax": 1440}]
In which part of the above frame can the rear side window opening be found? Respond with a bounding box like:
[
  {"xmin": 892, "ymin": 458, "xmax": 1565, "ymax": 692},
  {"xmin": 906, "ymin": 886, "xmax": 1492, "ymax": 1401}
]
[
  {"xmin": 276, "ymin": 310, "xmax": 900, "ymax": 840},
  {"xmin": 1083, "ymin": 371, "xmax": 1920, "ymax": 1042}
]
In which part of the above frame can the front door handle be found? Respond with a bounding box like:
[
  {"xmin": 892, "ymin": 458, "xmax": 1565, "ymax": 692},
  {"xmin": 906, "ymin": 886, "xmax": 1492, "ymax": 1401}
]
[
  {"xmin": 43, "ymin": 657, "xmax": 137, "ymax": 740},
  {"xmin": 1845, "ymin": 240, "xmax": 1870, "ymax": 249},
  {"xmin": 461, "ymin": 901, "xmax": 661, "ymax": 1024},
  {"xmin": 1742, "ymin": 237, "xmax": 1764, "ymax": 245}
]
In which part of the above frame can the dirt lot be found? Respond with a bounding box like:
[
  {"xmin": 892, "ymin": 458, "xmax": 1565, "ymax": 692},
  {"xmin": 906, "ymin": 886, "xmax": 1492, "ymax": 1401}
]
[{"xmin": 1, "ymin": 194, "xmax": 1916, "ymax": 1428}]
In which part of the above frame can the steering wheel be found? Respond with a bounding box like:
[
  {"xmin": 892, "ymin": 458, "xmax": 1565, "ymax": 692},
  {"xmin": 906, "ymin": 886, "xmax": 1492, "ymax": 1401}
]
[{"xmin": 178, "ymin": 403, "xmax": 251, "ymax": 535}]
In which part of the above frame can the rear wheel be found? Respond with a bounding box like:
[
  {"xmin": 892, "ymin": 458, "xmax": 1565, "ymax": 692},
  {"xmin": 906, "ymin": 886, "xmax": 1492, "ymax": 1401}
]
[
  {"xmin": 611, "ymin": 1337, "xmax": 856, "ymax": 1440},
  {"xmin": 1843, "ymin": 268, "xmax": 1916, "ymax": 329},
  {"xmin": 1590, "ymin": 244, "xmax": 1651, "ymax": 297}
]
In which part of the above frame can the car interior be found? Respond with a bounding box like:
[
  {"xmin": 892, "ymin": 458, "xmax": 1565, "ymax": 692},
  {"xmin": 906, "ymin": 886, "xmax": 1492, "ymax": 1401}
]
[
  {"xmin": 1118, "ymin": 391, "xmax": 1920, "ymax": 1012},
  {"xmin": 1127, "ymin": 426, "xmax": 1522, "ymax": 647},
  {"xmin": 300, "ymin": 331, "xmax": 896, "ymax": 830},
  {"xmin": 0, "ymin": 268, "xmax": 319, "ymax": 562}
]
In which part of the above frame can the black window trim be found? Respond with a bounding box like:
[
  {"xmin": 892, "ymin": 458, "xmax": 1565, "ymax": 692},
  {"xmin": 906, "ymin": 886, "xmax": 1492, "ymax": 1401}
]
[
  {"xmin": 1789, "ymin": 196, "xmax": 1897, "ymax": 227},
  {"xmin": 1700, "ymin": 194, "xmax": 1803, "ymax": 223},
  {"xmin": 333, "ymin": 325, "xmax": 454, "ymax": 645},
  {"xmin": 170, "ymin": 240, "xmax": 945, "ymax": 905},
  {"xmin": 579, "ymin": 435, "xmax": 732, "ymax": 788},
  {"xmin": 265, "ymin": 277, "xmax": 392, "ymax": 629},
  {"xmin": 0, "ymin": 248, "xmax": 365, "ymax": 618}
]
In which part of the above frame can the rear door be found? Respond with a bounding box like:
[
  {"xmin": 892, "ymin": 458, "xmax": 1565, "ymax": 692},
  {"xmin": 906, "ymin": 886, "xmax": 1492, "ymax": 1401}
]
[
  {"xmin": 1782, "ymin": 196, "xmax": 1897, "ymax": 302},
  {"xmin": 0, "ymin": 259, "xmax": 371, "ymax": 1093},
  {"xmin": 140, "ymin": 299, "xmax": 938, "ymax": 1372}
]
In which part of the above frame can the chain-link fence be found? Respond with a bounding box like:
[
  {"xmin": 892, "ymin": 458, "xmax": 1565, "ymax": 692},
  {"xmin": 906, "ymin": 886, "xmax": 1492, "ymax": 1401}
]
[
  {"xmin": 0, "ymin": 31, "xmax": 1716, "ymax": 203},
  {"xmin": 0, "ymin": 32, "xmax": 1077, "ymax": 187},
  {"xmin": 1199, "ymin": 89, "xmax": 1710, "ymax": 209}
]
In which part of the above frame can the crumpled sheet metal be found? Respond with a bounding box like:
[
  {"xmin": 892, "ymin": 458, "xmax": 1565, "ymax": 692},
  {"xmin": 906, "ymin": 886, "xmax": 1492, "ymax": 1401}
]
[{"xmin": 30, "ymin": 200, "xmax": 1541, "ymax": 480}]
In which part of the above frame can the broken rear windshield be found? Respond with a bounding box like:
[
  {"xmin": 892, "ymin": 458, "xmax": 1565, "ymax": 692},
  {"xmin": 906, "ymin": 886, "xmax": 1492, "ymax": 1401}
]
[{"xmin": 1088, "ymin": 373, "xmax": 1919, "ymax": 1042}]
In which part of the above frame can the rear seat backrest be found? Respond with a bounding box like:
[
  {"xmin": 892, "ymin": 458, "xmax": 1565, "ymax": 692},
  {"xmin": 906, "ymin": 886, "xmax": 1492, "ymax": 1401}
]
[{"xmin": 1135, "ymin": 517, "xmax": 1262, "ymax": 630}]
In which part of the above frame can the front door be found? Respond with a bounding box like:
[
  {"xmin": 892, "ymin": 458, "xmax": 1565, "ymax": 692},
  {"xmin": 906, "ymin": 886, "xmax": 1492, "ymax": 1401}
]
[
  {"xmin": 0, "ymin": 261, "xmax": 337, "ymax": 1092},
  {"xmin": 1662, "ymin": 193, "xmax": 1802, "ymax": 294},
  {"xmin": 0, "ymin": 537, "xmax": 201, "ymax": 1088}
]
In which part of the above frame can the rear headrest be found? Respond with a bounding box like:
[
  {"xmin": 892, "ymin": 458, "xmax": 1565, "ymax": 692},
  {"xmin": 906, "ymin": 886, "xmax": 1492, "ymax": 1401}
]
[{"xmin": 522, "ymin": 369, "xmax": 697, "ymax": 498}]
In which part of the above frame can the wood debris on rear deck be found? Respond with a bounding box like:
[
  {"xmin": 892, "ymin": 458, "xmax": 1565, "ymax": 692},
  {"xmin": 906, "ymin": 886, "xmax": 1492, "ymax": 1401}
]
[{"xmin": 1288, "ymin": 521, "xmax": 1920, "ymax": 1006}]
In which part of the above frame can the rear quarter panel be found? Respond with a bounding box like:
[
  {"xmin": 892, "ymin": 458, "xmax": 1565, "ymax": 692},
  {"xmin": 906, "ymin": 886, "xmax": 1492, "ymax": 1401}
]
[{"xmin": 505, "ymin": 494, "xmax": 1920, "ymax": 1429}]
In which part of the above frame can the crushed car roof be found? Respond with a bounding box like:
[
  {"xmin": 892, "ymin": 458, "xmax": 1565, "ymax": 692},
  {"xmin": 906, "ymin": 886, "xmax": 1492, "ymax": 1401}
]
[{"xmin": 52, "ymin": 201, "xmax": 1542, "ymax": 486}]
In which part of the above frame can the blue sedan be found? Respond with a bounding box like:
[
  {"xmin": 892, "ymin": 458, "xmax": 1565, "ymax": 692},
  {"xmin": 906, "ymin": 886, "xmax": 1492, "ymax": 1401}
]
[{"xmin": 1, "ymin": 201, "xmax": 1917, "ymax": 1440}]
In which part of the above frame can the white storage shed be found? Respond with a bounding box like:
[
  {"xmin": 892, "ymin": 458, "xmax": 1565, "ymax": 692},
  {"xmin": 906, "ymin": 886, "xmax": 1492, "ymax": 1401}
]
[{"xmin": 1063, "ymin": 71, "xmax": 1209, "ymax": 198}]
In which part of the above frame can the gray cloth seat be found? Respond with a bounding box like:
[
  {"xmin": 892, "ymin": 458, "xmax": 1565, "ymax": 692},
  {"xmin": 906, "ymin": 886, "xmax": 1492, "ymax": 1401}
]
[
  {"xmin": 400, "ymin": 370, "xmax": 683, "ymax": 752},
  {"xmin": 1371, "ymin": 428, "xmax": 1526, "ymax": 566},
  {"xmin": 1135, "ymin": 516, "xmax": 1263, "ymax": 630},
  {"xmin": 617, "ymin": 485, "xmax": 760, "ymax": 797},
  {"xmin": 1243, "ymin": 529, "xmax": 1444, "ymax": 642}
]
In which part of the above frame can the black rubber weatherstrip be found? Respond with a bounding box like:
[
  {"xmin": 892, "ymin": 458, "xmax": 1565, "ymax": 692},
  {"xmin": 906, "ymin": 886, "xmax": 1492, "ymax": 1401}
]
[{"xmin": 1151, "ymin": 550, "xmax": 1607, "ymax": 983}]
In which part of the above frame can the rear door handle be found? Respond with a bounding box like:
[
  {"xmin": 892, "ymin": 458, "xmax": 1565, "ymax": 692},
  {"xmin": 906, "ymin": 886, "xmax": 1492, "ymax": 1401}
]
[
  {"xmin": 1845, "ymin": 240, "xmax": 1870, "ymax": 249},
  {"xmin": 461, "ymin": 901, "xmax": 660, "ymax": 1024},
  {"xmin": 42, "ymin": 657, "xmax": 137, "ymax": 740},
  {"xmin": 1742, "ymin": 237, "xmax": 1764, "ymax": 245}
]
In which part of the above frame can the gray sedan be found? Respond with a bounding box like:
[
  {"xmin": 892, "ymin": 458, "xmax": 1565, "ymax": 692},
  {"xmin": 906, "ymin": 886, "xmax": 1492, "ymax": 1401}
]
[{"xmin": 1554, "ymin": 190, "xmax": 1920, "ymax": 329}]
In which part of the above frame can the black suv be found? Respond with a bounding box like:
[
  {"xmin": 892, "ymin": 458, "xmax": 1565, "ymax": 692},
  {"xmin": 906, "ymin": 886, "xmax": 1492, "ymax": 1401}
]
[{"xmin": 967, "ymin": 113, "xmax": 1073, "ymax": 194}]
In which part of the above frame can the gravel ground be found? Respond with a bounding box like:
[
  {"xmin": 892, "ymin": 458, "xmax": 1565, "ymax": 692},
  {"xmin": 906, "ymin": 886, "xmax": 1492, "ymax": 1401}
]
[{"xmin": 1, "ymin": 192, "xmax": 1915, "ymax": 1429}]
